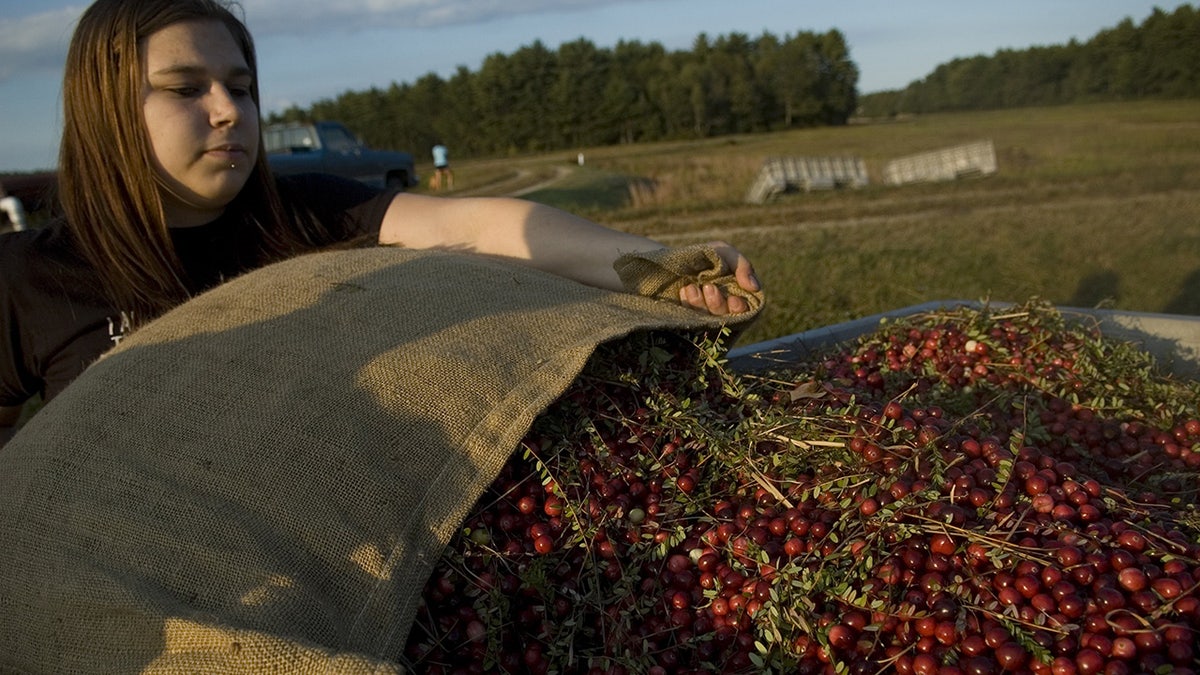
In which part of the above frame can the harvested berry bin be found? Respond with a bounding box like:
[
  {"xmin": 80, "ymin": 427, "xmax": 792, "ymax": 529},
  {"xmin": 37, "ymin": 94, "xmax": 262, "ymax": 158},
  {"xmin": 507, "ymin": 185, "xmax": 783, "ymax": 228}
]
[
  {"xmin": 405, "ymin": 299, "xmax": 1200, "ymax": 675},
  {"xmin": 727, "ymin": 300, "xmax": 1200, "ymax": 379}
]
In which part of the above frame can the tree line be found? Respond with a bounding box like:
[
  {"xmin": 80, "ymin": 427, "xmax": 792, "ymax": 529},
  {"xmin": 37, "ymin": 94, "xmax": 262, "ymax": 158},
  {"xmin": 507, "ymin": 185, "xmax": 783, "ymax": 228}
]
[
  {"xmin": 860, "ymin": 4, "xmax": 1200, "ymax": 117},
  {"xmin": 266, "ymin": 29, "xmax": 859, "ymax": 158}
]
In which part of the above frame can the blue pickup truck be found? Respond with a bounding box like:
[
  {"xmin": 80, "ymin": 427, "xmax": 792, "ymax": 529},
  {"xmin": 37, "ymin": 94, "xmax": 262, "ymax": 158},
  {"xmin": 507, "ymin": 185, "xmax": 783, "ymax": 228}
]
[{"xmin": 264, "ymin": 121, "xmax": 418, "ymax": 190}]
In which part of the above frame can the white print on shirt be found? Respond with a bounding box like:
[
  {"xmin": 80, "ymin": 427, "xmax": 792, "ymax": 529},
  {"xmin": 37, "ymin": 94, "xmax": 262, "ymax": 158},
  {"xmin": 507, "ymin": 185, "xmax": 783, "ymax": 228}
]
[{"xmin": 107, "ymin": 311, "xmax": 134, "ymax": 346}]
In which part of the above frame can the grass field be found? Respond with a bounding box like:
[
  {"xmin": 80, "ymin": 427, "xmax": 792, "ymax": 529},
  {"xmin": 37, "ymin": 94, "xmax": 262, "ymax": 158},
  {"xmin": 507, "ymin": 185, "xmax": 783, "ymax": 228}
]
[{"xmin": 425, "ymin": 100, "xmax": 1200, "ymax": 348}]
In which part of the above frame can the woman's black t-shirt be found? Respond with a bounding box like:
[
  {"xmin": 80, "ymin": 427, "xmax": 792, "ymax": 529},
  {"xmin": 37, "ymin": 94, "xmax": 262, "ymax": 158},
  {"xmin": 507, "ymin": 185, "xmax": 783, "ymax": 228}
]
[{"xmin": 0, "ymin": 174, "xmax": 397, "ymax": 407}]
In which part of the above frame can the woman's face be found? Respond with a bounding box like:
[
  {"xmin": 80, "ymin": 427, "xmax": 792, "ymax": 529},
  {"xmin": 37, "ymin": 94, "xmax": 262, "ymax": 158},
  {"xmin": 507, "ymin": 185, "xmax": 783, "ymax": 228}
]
[{"xmin": 141, "ymin": 19, "xmax": 258, "ymax": 227}]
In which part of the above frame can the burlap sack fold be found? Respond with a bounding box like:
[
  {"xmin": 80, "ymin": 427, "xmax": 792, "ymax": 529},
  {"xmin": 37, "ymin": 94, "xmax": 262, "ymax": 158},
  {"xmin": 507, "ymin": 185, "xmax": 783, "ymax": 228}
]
[{"xmin": 0, "ymin": 244, "xmax": 762, "ymax": 674}]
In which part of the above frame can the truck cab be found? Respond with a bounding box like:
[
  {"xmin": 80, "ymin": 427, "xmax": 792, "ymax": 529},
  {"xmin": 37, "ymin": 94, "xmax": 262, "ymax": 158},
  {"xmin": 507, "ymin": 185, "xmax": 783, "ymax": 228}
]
[{"xmin": 265, "ymin": 121, "xmax": 418, "ymax": 190}]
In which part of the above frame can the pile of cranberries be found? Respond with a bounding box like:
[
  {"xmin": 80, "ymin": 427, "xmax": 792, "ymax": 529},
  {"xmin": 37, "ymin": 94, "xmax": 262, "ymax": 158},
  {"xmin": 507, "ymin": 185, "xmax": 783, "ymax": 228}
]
[{"xmin": 402, "ymin": 302, "xmax": 1200, "ymax": 674}]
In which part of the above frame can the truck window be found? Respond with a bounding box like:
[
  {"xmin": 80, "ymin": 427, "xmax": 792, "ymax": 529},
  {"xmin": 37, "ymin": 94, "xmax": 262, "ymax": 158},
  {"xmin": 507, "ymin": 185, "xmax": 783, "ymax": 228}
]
[
  {"xmin": 265, "ymin": 126, "xmax": 317, "ymax": 153},
  {"xmin": 264, "ymin": 127, "xmax": 283, "ymax": 153},
  {"xmin": 322, "ymin": 127, "xmax": 359, "ymax": 153}
]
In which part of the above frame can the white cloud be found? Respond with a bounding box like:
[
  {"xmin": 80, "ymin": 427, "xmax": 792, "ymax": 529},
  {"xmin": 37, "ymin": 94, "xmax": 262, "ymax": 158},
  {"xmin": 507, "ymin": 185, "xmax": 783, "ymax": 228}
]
[
  {"xmin": 0, "ymin": 0, "xmax": 642, "ymax": 82},
  {"xmin": 240, "ymin": 0, "xmax": 640, "ymax": 35},
  {"xmin": 0, "ymin": 6, "xmax": 83, "ymax": 81}
]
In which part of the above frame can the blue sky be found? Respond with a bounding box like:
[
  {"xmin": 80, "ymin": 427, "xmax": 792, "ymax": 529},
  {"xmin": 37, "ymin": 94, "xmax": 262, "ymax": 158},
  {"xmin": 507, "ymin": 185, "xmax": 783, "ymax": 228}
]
[{"xmin": 0, "ymin": 0, "xmax": 1183, "ymax": 172}]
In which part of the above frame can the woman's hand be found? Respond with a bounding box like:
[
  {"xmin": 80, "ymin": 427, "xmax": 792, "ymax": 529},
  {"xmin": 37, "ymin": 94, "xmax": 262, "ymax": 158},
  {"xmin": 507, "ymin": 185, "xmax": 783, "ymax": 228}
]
[{"xmin": 677, "ymin": 241, "xmax": 760, "ymax": 315}]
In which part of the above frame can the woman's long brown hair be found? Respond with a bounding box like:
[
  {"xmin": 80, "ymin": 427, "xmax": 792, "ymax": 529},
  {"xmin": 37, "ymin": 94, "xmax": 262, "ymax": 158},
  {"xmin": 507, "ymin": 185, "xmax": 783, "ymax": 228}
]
[{"xmin": 59, "ymin": 0, "xmax": 325, "ymax": 322}]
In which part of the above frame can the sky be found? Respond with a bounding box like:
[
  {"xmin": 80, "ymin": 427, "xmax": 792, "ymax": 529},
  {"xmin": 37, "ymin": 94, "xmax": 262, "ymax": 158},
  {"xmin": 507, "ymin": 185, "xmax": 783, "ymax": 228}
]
[{"xmin": 0, "ymin": 0, "xmax": 1185, "ymax": 173}]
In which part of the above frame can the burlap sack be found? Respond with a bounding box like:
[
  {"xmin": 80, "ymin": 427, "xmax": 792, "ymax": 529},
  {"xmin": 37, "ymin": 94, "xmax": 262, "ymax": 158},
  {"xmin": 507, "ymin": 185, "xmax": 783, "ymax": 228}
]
[{"xmin": 0, "ymin": 244, "xmax": 763, "ymax": 674}]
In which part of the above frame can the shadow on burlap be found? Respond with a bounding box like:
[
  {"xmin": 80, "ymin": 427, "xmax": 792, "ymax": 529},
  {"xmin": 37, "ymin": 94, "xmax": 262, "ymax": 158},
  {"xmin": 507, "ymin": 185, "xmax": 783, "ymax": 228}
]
[{"xmin": 0, "ymin": 244, "xmax": 762, "ymax": 673}]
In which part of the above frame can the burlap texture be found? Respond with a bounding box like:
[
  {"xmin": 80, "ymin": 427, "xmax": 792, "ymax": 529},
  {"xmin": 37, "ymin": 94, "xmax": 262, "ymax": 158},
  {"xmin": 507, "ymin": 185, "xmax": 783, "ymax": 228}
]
[
  {"xmin": 0, "ymin": 244, "xmax": 762, "ymax": 674},
  {"xmin": 614, "ymin": 242, "xmax": 763, "ymax": 314}
]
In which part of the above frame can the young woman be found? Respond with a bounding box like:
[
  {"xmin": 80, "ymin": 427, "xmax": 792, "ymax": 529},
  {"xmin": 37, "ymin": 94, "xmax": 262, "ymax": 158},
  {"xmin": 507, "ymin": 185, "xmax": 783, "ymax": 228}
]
[{"xmin": 0, "ymin": 0, "xmax": 759, "ymax": 446}]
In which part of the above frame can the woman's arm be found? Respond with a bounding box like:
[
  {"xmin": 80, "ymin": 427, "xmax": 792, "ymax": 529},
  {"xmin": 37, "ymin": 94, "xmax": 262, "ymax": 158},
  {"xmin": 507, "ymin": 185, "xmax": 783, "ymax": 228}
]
[{"xmin": 378, "ymin": 193, "xmax": 758, "ymax": 315}]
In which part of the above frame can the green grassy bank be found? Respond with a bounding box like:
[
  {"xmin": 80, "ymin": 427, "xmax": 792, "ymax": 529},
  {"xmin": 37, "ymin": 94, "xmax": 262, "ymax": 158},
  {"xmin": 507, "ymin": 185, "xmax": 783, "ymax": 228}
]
[{"xmin": 439, "ymin": 100, "xmax": 1199, "ymax": 346}]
